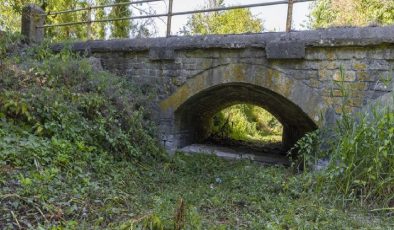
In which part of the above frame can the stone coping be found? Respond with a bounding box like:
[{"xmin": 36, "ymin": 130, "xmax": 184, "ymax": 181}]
[{"xmin": 52, "ymin": 25, "xmax": 394, "ymax": 53}]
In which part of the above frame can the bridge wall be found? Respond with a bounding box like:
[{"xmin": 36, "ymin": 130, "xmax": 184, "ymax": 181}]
[{"xmin": 60, "ymin": 26, "xmax": 394, "ymax": 151}]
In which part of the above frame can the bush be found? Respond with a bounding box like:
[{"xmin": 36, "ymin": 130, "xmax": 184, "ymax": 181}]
[
  {"xmin": 0, "ymin": 34, "xmax": 166, "ymax": 228},
  {"xmin": 0, "ymin": 37, "xmax": 164, "ymax": 166}
]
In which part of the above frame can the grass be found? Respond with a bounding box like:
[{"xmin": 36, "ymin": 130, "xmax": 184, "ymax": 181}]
[
  {"xmin": 141, "ymin": 153, "xmax": 393, "ymax": 229},
  {"xmin": 2, "ymin": 152, "xmax": 393, "ymax": 229},
  {"xmin": 211, "ymin": 104, "xmax": 282, "ymax": 143}
]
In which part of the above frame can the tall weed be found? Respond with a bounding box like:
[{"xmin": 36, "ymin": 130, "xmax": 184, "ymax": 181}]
[
  {"xmin": 326, "ymin": 96, "xmax": 394, "ymax": 206},
  {"xmin": 292, "ymin": 68, "xmax": 394, "ymax": 208}
]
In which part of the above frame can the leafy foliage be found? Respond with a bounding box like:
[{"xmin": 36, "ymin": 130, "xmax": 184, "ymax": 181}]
[
  {"xmin": 1, "ymin": 0, "xmax": 96, "ymax": 40},
  {"xmin": 109, "ymin": 0, "xmax": 132, "ymax": 38},
  {"xmin": 0, "ymin": 35, "xmax": 163, "ymax": 163},
  {"xmin": 0, "ymin": 32, "xmax": 22, "ymax": 59},
  {"xmin": 183, "ymin": 1, "xmax": 262, "ymax": 35},
  {"xmin": 0, "ymin": 33, "xmax": 165, "ymax": 228},
  {"xmin": 310, "ymin": 0, "xmax": 394, "ymax": 28},
  {"xmin": 211, "ymin": 104, "xmax": 282, "ymax": 143},
  {"xmin": 0, "ymin": 0, "xmax": 157, "ymax": 41},
  {"xmin": 289, "ymin": 130, "xmax": 321, "ymax": 172}
]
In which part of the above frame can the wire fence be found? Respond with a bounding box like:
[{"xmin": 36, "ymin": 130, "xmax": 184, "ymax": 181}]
[{"xmin": 36, "ymin": 0, "xmax": 315, "ymax": 38}]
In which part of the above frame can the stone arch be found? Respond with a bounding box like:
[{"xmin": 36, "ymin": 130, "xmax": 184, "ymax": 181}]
[{"xmin": 159, "ymin": 63, "xmax": 323, "ymax": 151}]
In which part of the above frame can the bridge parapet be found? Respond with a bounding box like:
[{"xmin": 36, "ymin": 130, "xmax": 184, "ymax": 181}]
[{"xmin": 54, "ymin": 26, "xmax": 394, "ymax": 53}]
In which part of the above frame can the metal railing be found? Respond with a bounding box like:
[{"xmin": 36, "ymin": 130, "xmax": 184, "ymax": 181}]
[{"xmin": 35, "ymin": 0, "xmax": 315, "ymax": 38}]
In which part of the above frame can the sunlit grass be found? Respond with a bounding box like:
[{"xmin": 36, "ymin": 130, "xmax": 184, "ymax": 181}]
[{"xmin": 211, "ymin": 104, "xmax": 282, "ymax": 143}]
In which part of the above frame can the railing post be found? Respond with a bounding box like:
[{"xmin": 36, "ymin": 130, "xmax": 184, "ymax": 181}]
[
  {"xmin": 21, "ymin": 4, "xmax": 46, "ymax": 43},
  {"xmin": 286, "ymin": 0, "xmax": 294, "ymax": 32},
  {"xmin": 166, "ymin": 0, "xmax": 173, "ymax": 37}
]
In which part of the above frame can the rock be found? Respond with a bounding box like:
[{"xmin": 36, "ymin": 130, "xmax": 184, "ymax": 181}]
[{"xmin": 88, "ymin": 57, "xmax": 103, "ymax": 71}]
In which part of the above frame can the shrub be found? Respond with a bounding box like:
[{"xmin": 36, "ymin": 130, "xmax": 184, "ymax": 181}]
[
  {"xmin": 0, "ymin": 36, "xmax": 164, "ymax": 166},
  {"xmin": 0, "ymin": 34, "xmax": 165, "ymax": 228}
]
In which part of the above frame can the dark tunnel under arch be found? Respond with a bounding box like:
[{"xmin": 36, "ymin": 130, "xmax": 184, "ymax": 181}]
[{"xmin": 174, "ymin": 82, "xmax": 318, "ymax": 151}]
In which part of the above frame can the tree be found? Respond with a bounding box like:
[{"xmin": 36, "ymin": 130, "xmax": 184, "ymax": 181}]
[
  {"xmin": 183, "ymin": 1, "xmax": 263, "ymax": 35},
  {"xmin": 0, "ymin": 0, "xmax": 105, "ymax": 40},
  {"xmin": 0, "ymin": 0, "xmax": 157, "ymax": 40},
  {"xmin": 206, "ymin": 0, "xmax": 224, "ymax": 9},
  {"xmin": 0, "ymin": 0, "xmax": 45, "ymax": 32},
  {"xmin": 310, "ymin": 0, "xmax": 394, "ymax": 28},
  {"xmin": 45, "ymin": 0, "xmax": 91, "ymax": 40},
  {"xmin": 109, "ymin": 0, "xmax": 132, "ymax": 38}
]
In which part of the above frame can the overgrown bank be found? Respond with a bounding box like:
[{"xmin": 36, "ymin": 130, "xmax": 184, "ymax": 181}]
[
  {"xmin": 0, "ymin": 33, "xmax": 393, "ymax": 229},
  {"xmin": 0, "ymin": 33, "xmax": 165, "ymax": 228}
]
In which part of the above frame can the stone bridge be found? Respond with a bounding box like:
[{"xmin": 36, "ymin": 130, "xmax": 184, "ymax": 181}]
[{"xmin": 58, "ymin": 26, "xmax": 394, "ymax": 151}]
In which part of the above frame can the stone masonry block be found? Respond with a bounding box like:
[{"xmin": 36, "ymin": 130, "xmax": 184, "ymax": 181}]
[
  {"xmin": 266, "ymin": 41, "xmax": 305, "ymax": 60},
  {"xmin": 149, "ymin": 48, "xmax": 175, "ymax": 61},
  {"xmin": 22, "ymin": 4, "xmax": 45, "ymax": 43}
]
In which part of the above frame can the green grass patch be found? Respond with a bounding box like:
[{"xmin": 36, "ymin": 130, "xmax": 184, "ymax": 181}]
[
  {"xmin": 211, "ymin": 104, "xmax": 282, "ymax": 143},
  {"xmin": 1, "ymin": 152, "xmax": 393, "ymax": 229}
]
